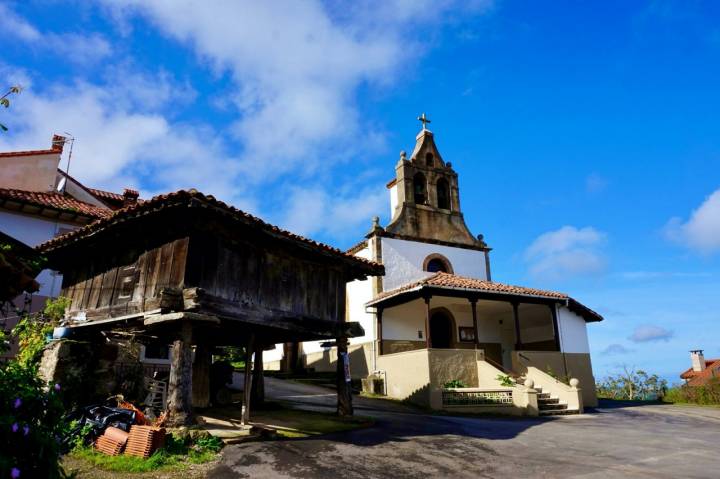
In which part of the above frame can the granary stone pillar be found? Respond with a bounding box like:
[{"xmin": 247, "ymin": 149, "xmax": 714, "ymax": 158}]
[
  {"xmin": 167, "ymin": 321, "xmax": 194, "ymax": 426},
  {"xmin": 192, "ymin": 342, "xmax": 211, "ymax": 408},
  {"xmin": 336, "ymin": 336, "xmax": 353, "ymax": 416},
  {"xmin": 251, "ymin": 346, "xmax": 265, "ymax": 406}
]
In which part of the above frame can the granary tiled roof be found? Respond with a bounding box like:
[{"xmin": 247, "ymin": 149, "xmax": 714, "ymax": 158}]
[
  {"xmin": 0, "ymin": 187, "xmax": 112, "ymax": 219},
  {"xmin": 680, "ymin": 359, "xmax": 720, "ymax": 386},
  {"xmin": 37, "ymin": 189, "xmax": 384, "ymax": 275},
  {"xmin": 367, "ymin": 272, "xmax": 603, "ymax": 322}
]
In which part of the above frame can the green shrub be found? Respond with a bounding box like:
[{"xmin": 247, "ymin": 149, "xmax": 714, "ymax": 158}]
[
  {"xmin": 0, "ymin": 361, "xmax": 71, "ymax": 478},
  {"xmin": 664, "ymin": 379, "xmax": 720, "ymax": 405},
  {"xmin": 496, "ymin": 374, "xmax": 515, "ymax": 387},
  {"xmin": 443, "ymin": 379, "xmax": 468, "ymax": 389}
]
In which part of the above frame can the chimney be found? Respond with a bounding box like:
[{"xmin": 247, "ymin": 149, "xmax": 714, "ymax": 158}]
[
  {"xmin": 690, "ymin": 350, "xmax": 706, "ymax": 372},
  {"xmin": 51, "ymin": 135, "xmax": 66, "ymax": 153},
  {"xmin": 122, "ymin": 188, "xmax": 139, "ymax": 207}
]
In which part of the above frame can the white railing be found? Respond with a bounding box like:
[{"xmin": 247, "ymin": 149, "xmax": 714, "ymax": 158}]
[{"xmin": 442, "ymin": 388, "xmax": 513, "ymax": 407}]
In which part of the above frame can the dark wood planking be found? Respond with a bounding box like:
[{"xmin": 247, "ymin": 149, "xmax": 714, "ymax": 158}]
[{"xmin": 168, "ymin": 237, "xmax": 189, "ymax": 290}]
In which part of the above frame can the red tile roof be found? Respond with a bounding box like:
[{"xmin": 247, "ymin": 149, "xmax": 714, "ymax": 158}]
[
  {"xmin": 0, "ymin": 187, "xmax": 112, "ymax": 219},
  {"xmin": 367, "ymin": 272, "xmax": 603, "ymax": 322},
  {"xmin": 88, "ymin": 187, "xmax": 124, "ymax": 203},
  {"xmin": 37, "ymin": 189, "xmax": 384, "ymax": 275},
  {"xmin": 680, "ymin": 359, "xmax": 720, "ymax": 386}
]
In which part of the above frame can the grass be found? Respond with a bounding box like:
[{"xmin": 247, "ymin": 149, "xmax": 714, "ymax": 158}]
[{"xmin": 66, "ymin": 433, "xmax": 223, "ymax": 474}]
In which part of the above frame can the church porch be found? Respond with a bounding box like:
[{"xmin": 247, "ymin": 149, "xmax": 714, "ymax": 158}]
[{"xmin": 365, "ymin": 272, "xmax": 602, "ymax": 411}]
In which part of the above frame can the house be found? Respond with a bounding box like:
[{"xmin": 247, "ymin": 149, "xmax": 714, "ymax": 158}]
[
  {"xmin": 0, "ymin": 136, "xmax": 137, "ymax": 359},
  {"xmin": 38, "ymin": 189, "xmax": 383, "ymax": 424},
  {"xmin": 266, "ymin": 118, "xmax": 603, "ymax": 415},
  {"xmin": 681, "ymin": 350, "xmax": 720, "ymax": 387}
]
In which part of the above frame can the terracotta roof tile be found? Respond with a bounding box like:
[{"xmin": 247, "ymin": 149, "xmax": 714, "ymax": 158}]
[
  {"xmin": 372, "ymin": 272, "xmax": 567, "ymax": 301},
  {"xmin": 0, "ymin": 188, "xmax": 111, "ymax": 219},
  {"xmin": 88, "ymin": 187, "xmax": 124, "ymax": 202},
  {"xmin": 37, "ymin": 189, "xmax": 383, "ymax": 274},
  {"xmin": 367, "ymin": 272, "xmax": 603, "ymax": 322},
  {"xmin": 680, "ymin": 359, "xmax": 720, "ymax": 386}
]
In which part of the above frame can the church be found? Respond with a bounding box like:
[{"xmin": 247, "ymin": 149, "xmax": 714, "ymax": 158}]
[{"xmin": 266, "ymin": 116, "xmax": 603, "ymax": 415}]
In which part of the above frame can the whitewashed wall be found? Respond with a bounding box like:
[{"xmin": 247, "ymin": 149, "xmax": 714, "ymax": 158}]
[
  {"xmin": 557, "ymin": 306, "xmax": 591, "ymax": 353},
  {"xmin": 381, "ymin": 237, "xmax": 488, "ymax": 291},
  {"xmin": 0, "ymin": 210, "xmax": 74, "ymax": 298}
]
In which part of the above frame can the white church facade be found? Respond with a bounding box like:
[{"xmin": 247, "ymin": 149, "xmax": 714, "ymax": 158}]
[{"xmin": 266, "ymin": 120, "xmax": 603, "ymax": 414}]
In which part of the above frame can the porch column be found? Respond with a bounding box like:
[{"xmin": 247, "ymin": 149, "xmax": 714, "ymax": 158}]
[
  {"xmin": 512, "ymin": 302, "xmax": 523, "ymax": 350},
  {"xmin": 241, "ymin": 333, "xmax": 256, "ymax": 426},
  {"xmin": 424, "ymin": 295, "xmax": 432, "ymax": 349},
  {"xmin": 469, "ymin": 298, "xmax": 479, "ymax": 349},
  {"xmin": 336, "ymin": 336, "xmax": 354, "ymax": 416},
  {"xmin": 377, "ymin": 307, "xmax": 384, "ymax": 356},
  {"xmin": 251, "ymin": 345, "xmax": 265, "ymax": 406},
  {"xmin": 167, "ymin": 320, "xmax": 194, "ymax": 426},
  {"xmin": 549, "ymin": 304, "xmax": 561, "ymax": 352}
]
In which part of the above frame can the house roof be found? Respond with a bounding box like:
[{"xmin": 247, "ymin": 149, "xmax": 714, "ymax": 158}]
[
  {"xmin": 680, "ymin": 359, "xmax": 720, "ymax": 386},
  {"xmin": 0, "ymin": 187, "xmax": 112, "ymax": 220},
  {"xmin": 37, "ymin": 189, "xmax": 384, "ymax": 276},
  {"xmin": 366, "ymin": 272, "xmax": 603, "ymax": 322}
]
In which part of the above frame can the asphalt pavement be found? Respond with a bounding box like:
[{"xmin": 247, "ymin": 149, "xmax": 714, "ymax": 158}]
[{"xmin": 210, "ymin": 377, "xmax": 720, "ymax": 478}]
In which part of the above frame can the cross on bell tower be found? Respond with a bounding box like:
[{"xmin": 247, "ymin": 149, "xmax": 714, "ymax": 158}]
[{"xmin": 417, "ymin": 112, "xmax": 431, "ymax": 131}]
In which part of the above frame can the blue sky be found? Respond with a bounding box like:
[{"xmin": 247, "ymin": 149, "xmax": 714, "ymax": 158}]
[{"xmin": 1, "ymin": 0, "xmax": 719, "ymax": 383}]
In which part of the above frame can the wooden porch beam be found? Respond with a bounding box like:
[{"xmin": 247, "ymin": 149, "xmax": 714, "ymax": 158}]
[
  {"xmin": 377, "ymin": 307, "xmax": 384, "ymax": 356},
  {"xmin": 336, "ymin": 336, "xmax": 353, "ymax": 416},
  {"xmin": 469, "ymin": 298, "xmax": 479, "ymax": 349},
  {"xmin": 549, "ymin": 304, "xmax": 561, "ymax": 352},
  {"xmin": 424, "ymin": 295, "xmax": 432, "ymax": 349},
  {"xmin": 512, "ymin": 302, "xmax": 523, "ymax": 350}
]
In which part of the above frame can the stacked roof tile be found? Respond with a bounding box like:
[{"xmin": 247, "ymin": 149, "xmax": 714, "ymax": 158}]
[{"xmin": 0, "ymin": 187, "xmax": 111, "ymax": 219}]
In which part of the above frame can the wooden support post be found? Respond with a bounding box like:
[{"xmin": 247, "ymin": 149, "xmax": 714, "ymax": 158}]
[
  {"xmin": 336, "ymin": 336, "xmax": 353, "ymax": 416},
  {"xmin": 251, "ymin": 345, "xmax": 265, "ymax": 407},
  {"xmin": 167, "ymin": 321, "xmax": 194, "ymax": 426},
  {"xmin": 424, "ymin": 295, "xmax": 432, "ymax": 349},
  {"xmin": 377, "ymin": 308, "xmax": 384, "ymax": 356},
  {"xmin": 192, "ymin": 341, "xmax": 211, "ymax": 408},
  {"xmin": 241, "ymin": 333, "xmax": 255, "ymax": 426},
  {"xmin": 512, "ymin": 302, "xmax": 523, "ymax": 351},
  {"xmin": 549, "ymin": 304, "xmax": 562, "ymax": 352},
  {"xmin": 470, "ymin": 298, "xmax": 479, "ymax": 349}
]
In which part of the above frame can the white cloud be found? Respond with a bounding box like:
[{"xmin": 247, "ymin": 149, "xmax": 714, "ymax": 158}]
[
  {"xmin": 0, "ymin": 4, "xmax": 112, "ymax": 65},
  {"xmin": 665, "ymin": 188, "xmax": 720, "ymax": 254},
  {"xmin": 601, "ymin": 344, "xmax": 634, "ymax": 355},
  {"xmin": 101, "ymin": 0, "xmax": 492, "ymax": 183},
  {"xmin": 0, "ymin": 71, "xmax": 246, "ymax": 204},
  {"xmin": 585, "ymin": 172, "xmax": 608, "ymax": 194},
  {"xmin": 524, "ymin": 226, "xmax": 607, "ymax": 280},
  {"xmin": 628, "ymin": 325, "xmax": 674, "ymax": 343},
  {"xmin": 279, "ymin": 185, "xmax": 386, "ymax": 241}
]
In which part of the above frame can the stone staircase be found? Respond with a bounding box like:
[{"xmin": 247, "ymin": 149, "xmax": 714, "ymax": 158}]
[
  {"xmin": 535, "ymin": 386, "xmax": 579, "ymax": 416},
  {"xmin": 515, "ymin": 378, "xmax": 581, "ymax": 416}
]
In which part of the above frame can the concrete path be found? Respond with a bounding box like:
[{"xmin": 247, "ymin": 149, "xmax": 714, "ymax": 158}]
[{"xmin": 210, "ymin": 378, "xmax": 720, "ymax": 478}]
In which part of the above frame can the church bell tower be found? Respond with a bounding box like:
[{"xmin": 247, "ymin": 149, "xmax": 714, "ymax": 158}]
[{"xmin": 384, "ymin": 114, "xmax": 485, "ymax": 248}]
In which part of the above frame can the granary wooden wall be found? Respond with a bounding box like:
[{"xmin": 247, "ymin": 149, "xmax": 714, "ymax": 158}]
[
  {"xmin": 60, "ymin": 219, "xmax": 348, "ymax": 326},
  {"xmin": 185, "ymin": 235, "xmax": 346, "ymax": 324},
  {"xmin": 61, "ymin": 236, "xmax": 189, "ymax": 319}
]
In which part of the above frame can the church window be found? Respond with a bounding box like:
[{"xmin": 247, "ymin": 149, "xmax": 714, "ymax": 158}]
[
  {"xmin": 423, "ymin": 254, "xmax": 453, "ymax": 273},
  {"xmin": 437, "ymin": 178, "xmax": 450, "ymax": 210},
  {"xmin": 413, "ymin": 173, "xmax": 427, "ymax": 205},
  {"xmin": 425, "ymin": 152, "xmax": 434, "ymax": 167}
]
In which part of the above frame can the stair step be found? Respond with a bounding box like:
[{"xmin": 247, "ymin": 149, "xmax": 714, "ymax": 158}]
[
  {"xmin": 538, "ymin": 398, "xmax": 559, "ymax": 405},
  {"xmin": 539, "ymin": 402, "xmax": 566, "ymax": 411},
  {"xmin": 540, "ymin": 408, "xmax": 580, "ymax": 416}
]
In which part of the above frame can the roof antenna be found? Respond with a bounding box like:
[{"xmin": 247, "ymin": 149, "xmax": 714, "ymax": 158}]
[{"xmin": 59, "ymin": 132, "xmax": 74, "ymax": 194}]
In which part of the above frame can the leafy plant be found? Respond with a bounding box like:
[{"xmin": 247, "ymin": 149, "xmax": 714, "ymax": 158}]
[
  {"xmin": 496, "ymin": 374, "xmax": 515, "ymax": 387},
  {"xmin": 664, "ymin": 378, "xmax": 720, "ymax": 405},
  {"xmin": 545, "ymin": 366, "xmax": 571, "ymax": 385},
  {"xmin": 0, "ymin": 85, "xmax": 22, "ymax": 132},
  {"xmin": 443, "ymin": 379, "xmax": 468, "ymax": 389},
  {"xmin": 0, "ymin": 361, "xmax": 71, "ymax": 478},
  {"xmin": 596, "ymin": 366, "xmax": 668, "ymax": 400},
  {"xmin": 12, "ymin": 297, "xmax": 70, "ymax": 367}
]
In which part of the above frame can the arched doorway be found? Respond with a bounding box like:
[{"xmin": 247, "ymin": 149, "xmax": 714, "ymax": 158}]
[{"xmin": 429, "ymin": 310, "xmax": 454, "ymax": 349}]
